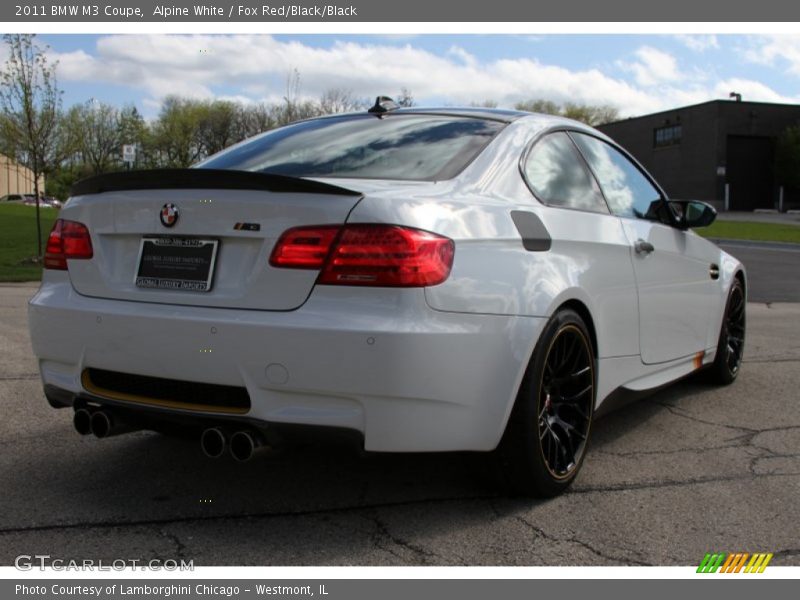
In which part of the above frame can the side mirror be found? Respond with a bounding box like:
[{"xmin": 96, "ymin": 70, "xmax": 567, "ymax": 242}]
[{"xmin": 670, "ymin": 200, "xmax": 716, "ymax": 229}]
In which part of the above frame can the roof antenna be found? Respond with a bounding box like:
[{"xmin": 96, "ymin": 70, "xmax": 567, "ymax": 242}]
[{"xmin": 368, "ymin": 96, "xmax": 400, "ymax": 115}]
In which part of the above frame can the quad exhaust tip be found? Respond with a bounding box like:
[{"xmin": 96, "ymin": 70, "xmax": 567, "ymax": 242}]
[
  {"xmin": 200, "ymin": 427, "xmax": 227, "ymax": 459},
  {"xmin": 76, "ymin": 413, "xmax": 265, "ymax": 460},
  {"xmin": 91, "ymin": 409, "xmax": 137, "ymax": 438},
  {"xmin": 73, "ymin": 408, "xmax": 93, "ymax": 436},
  {"xmin": 230, "ymin": 430, "xmax": 267, "ymax": 462},
  {"xmin": 73, "ymin": 407, "xmax": 138, "ymax": 438},
  {"xmin": 90, "ymin": 410, "xmax": 113, "ymax": 438},
  {"xmin": 201, "ymin": 428, "xmax": 268, "ymax": 461}
]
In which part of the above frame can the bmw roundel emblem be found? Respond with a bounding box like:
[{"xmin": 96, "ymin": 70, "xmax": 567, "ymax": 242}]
[{"xmin": 160, "ymin": 203, "xmax": 179, "ymax": 228}]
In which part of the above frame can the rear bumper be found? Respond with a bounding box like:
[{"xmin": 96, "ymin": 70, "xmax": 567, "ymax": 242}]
[{"xmin": 28, "ymin": 273, "xmax": 544, "ymax": 452}]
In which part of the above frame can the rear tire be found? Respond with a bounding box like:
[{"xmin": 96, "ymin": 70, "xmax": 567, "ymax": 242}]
[
  {"xmin": 707, "ymin": 278, "xmax": 746, "ymax": 385},
  {"xmin": 497, "ymin": 308, "xmax": 596, "ymax": 498}
]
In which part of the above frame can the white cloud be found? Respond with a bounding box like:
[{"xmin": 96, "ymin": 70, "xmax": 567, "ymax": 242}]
[
  {"xmin": 712, "ymin": 78, "xmax": 797, "ymax": 104},
  {"xmin": 742, "ymin": 35, "xmax": 800, "ymax": 77},
  {"xmin": 674, "ymin": 35, "xmax": 720, "ymax": 52},
  {"xmin": 447, "ymin": 45, "xmax": 478, "ymax": 69},
  {"xmin": 44, "ymin": 35, "xmax": 800, "ymax": 119},
  {"xmin": 618, "ymin": 46, "xmax": 681, "ymax": 87}
]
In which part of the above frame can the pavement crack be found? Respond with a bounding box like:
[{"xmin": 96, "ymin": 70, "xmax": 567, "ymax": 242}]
[
  {"xmin": 595, "ymin": 425, "xmax": 800, "ymax": 459},
  {"xmin": 755, "ymin": 424, "xmax": 800, "ymax": 433},
  {"xmin": 595, "ymin": 443, "xmax": 745, "ymax": 458},
  {"xmin": 655, "ymin": 402, "xmax": 757, "ymax": 434},
  {"xmin": 0, "ymin": 494, "xmax": 498, "ymax": 539},
  {"xmin": 157, "ymin": 529, "xmax": 188, "ymax": 561},
  {"xmin": 0, "ymin": 374, "xmax": 39, "ymax": 381},
  {"xmin": 570, "ymin": 471, "xmax": 796, "ymax": 495},
  {"xmin": 744, "ymin": 357, "xmax": 800, "ymax": 364},
  {"xmin": 367, "ymin": 512, "xmax": 446, "ymax": 565},
  {"xmin": 514, "ymin": 515, "xmax": 651, "ymax": 566}
]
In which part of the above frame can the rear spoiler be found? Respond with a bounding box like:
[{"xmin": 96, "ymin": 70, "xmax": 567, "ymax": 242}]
[{"xmin": 70, "ymin": 169, "xmax": 362, "ymax": 197}]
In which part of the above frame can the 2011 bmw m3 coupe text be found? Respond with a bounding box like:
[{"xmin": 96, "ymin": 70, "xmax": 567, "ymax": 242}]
[{"xmin": 28, "ymin": 102, "xmax": 746, "ymax": 497}]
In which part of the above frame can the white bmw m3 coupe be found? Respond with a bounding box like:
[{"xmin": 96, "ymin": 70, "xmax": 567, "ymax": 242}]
[{"xmin": 28, "ymin": 100, "xmax": 746, "ymax": 496}]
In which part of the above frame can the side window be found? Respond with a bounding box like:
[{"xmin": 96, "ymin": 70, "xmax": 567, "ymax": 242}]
[
  {"xmin": 523, "ymin": 132, "xmax": 608, "ymax": 214},
  {"xmin": 571, "ymin": 133, "xmax": 663, "ymax": 220}
]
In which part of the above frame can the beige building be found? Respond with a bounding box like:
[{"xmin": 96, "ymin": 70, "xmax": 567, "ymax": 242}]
[{"xmin": 1, "ymin": 153, "xmax": 45, "ymax": 197}]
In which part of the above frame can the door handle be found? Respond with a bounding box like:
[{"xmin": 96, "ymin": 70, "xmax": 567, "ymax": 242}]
[{"xmin": 634, "ymin": 239, "xmax": 655, "ymax": 254}]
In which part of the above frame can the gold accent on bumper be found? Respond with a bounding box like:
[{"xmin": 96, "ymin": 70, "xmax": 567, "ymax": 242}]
[{"xmin": 81, "ymin": 370, "xmax": 249, "ymax": 415}]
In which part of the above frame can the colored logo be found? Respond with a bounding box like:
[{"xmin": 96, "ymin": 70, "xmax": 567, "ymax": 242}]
[
  {"xmin": 160, "ymin": 203, "xmax": 179, "ymax": 228},
  {"xmin": 697, "ymin": 552, "xmax": 773, "ymax": 573}
]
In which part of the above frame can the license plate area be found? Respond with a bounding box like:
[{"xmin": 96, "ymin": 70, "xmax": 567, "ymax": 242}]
[{"xmin": 135, "ymin": 237, "xmax": 219, "ymax": 292}]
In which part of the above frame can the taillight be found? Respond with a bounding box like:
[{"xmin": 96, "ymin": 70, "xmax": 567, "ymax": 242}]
[
  {"xmin": 269, "ymin": 226, "xmax": 340, "ymax": 269},
  {"xmin": 270, "ymin": 224, "xmax": 455, "ymax": 287},
  {"xmin": 44, "ymin": 219, "xmax": 93, "ymax": 270}
]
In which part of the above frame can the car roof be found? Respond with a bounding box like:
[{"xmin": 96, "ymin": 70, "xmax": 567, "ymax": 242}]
[
  {"xmin": 337, "ymin": 107, "xmax": 599, "ymax": 130},
  {"xmin": 277, "ymin": 106, "xmax": 600, "ymax": 135},
  {"xmin": 301, "ymin": 106, "xmax": 537, "ymax": 125},
  {"xmin": 389, "ymin": 107, "xmax": 532, "ymax": 123}
]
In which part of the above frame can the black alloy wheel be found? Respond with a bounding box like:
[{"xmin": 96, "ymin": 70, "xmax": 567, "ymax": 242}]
[
  {"xmin": 708, "ymin": 278, "xmax": 746, "ymax": 385},
  {"xmin": 538, "ymin": 324, "xmax": 594, "ymax": 479},
  {"xmin": 498, "ymin": 308, "xmax": 596, "ymax": 497}
]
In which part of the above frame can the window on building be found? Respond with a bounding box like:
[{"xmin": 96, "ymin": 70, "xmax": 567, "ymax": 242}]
[{"xmin": 654, "ymin": 124, "xmax": 682, "ymax": 148}]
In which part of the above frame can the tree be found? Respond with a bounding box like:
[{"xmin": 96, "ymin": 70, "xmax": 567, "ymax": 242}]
[
  {"xmin": 514, "ymin": 99, "xmax": 561, "ymax": 115},
  {"xmin": 67, "ymin": 100, "xmax": 124, "ymax": 175},
  {"xmin": 561, "ymin": 102, "xmax": 619, "ymax": 127},
  {"xmin": 0, "ymin": 34, "xmax": 65, "ymax": 259},
  {"xmin": 514, "ymin": 98, "xmax": 619, "ymax": 126},
  {"xmin": 233, "ymin": 102, "xmax": 276, "ymax": 139},
  {"xmin": 319, "ymin": 88, "xmax": 364, "ymax": 115},
  {"xmin": 147, "ymin": 96, "xmax": 206, "ymax": 167},
  {"xmin": 470, "ymin": 100, "xmax": 499, "ymax": 108},
  {"xmin": 775, "ymin": 124, "xmax": 800, "ymax": 190},
  {"xmin": 274, "ymin": 69, "xmax": 320, "ymax": 126},
  {"xmin": 196, "ymin": 100, "xmax": 238, "ymax": 156},
  {"xmin": 397, "ymin": 88, "xmax": 415, "ymax": 108},
  {"xmin": 118, "ymin": 104, "xmax": 146, "ymax": 166},
  {"xmin": 119, "ymin": 105, "xmax": 145, "ymax": 137}
]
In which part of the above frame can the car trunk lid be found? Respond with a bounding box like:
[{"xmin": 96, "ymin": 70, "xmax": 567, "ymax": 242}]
[{"xmin": 62, "ymin": 169, "xmax": 363, "ymax": 311}]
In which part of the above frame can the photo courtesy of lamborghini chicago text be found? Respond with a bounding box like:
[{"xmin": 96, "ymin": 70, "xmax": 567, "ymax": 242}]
[{"xmin": 0, "ymin": 0, "xmax": 798, "ymax": 596}]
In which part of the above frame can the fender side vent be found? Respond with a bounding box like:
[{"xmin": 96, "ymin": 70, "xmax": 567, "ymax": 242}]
[{"xmin": 510, "ymin": 210, "xmax": 552, "ymax": 252}]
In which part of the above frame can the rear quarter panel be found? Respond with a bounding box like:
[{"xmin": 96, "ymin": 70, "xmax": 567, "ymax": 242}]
[{"xmin": 346, "ymin": 119, "xmax": 640, "ymax": 360}]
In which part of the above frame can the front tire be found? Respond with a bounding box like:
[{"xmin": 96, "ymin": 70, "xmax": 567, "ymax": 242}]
[
  {"xmin": 707, "ymin": 278, "xmax": 746, "ymax": 385},
  {"xmin": 498, "ymin": 308, "xmax": 596, "ymax": 497}
]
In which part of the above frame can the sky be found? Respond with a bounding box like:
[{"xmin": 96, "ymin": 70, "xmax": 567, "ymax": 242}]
[{"xmin": 9, "ymin": 33, "xmax": 800, "ymax": 119}]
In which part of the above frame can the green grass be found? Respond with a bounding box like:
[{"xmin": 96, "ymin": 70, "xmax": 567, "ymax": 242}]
[
  {"xmin": 0, "ymin": 203, "xmax": 58, "ymax": 282},
  {"xmin": 696, "ymin": 220, "xmax": 800, "ymax": 244}
]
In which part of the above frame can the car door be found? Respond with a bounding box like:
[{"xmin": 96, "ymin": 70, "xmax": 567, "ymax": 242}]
[
  {"xmin": 520, "ymin": 131, "xmax": 640, "ymax": 360},
  {"xmin": 570, "ymin": 132, "xmax": 716, "ymax": 365}
]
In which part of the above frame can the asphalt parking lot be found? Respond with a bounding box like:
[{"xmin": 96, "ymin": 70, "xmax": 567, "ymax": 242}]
[
  {"xmin": 1, "ymin": 262, "xmax": 799, "ymax": 566},
  {"xmin": 717, "ymin": 240, "xmax": 800, "ymax": 303}
]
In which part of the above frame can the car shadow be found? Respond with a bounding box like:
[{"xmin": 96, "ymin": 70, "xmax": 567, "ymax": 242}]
[{"xmin": 1, "ymin": 373, "xmax": 721, "ymax": 565}]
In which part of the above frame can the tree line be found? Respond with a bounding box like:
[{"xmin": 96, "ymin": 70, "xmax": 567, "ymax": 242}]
[
  {"xmin": 1, "ymin": 34, "xmax": 628, "ymax": 207},
  {"xmin": 35, "ymin": 92, "xmax": 623, "ymax": 202}
]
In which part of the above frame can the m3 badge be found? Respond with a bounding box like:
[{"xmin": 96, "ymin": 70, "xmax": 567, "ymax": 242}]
[{"xmin": 233, "ymin": 222, "xmax": 260, "ymax": 231}]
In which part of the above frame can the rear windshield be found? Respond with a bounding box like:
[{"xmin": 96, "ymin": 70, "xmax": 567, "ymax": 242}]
[{"xmin": 197, "ymin": 114, "xmax": 505, "ymax": 181}]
